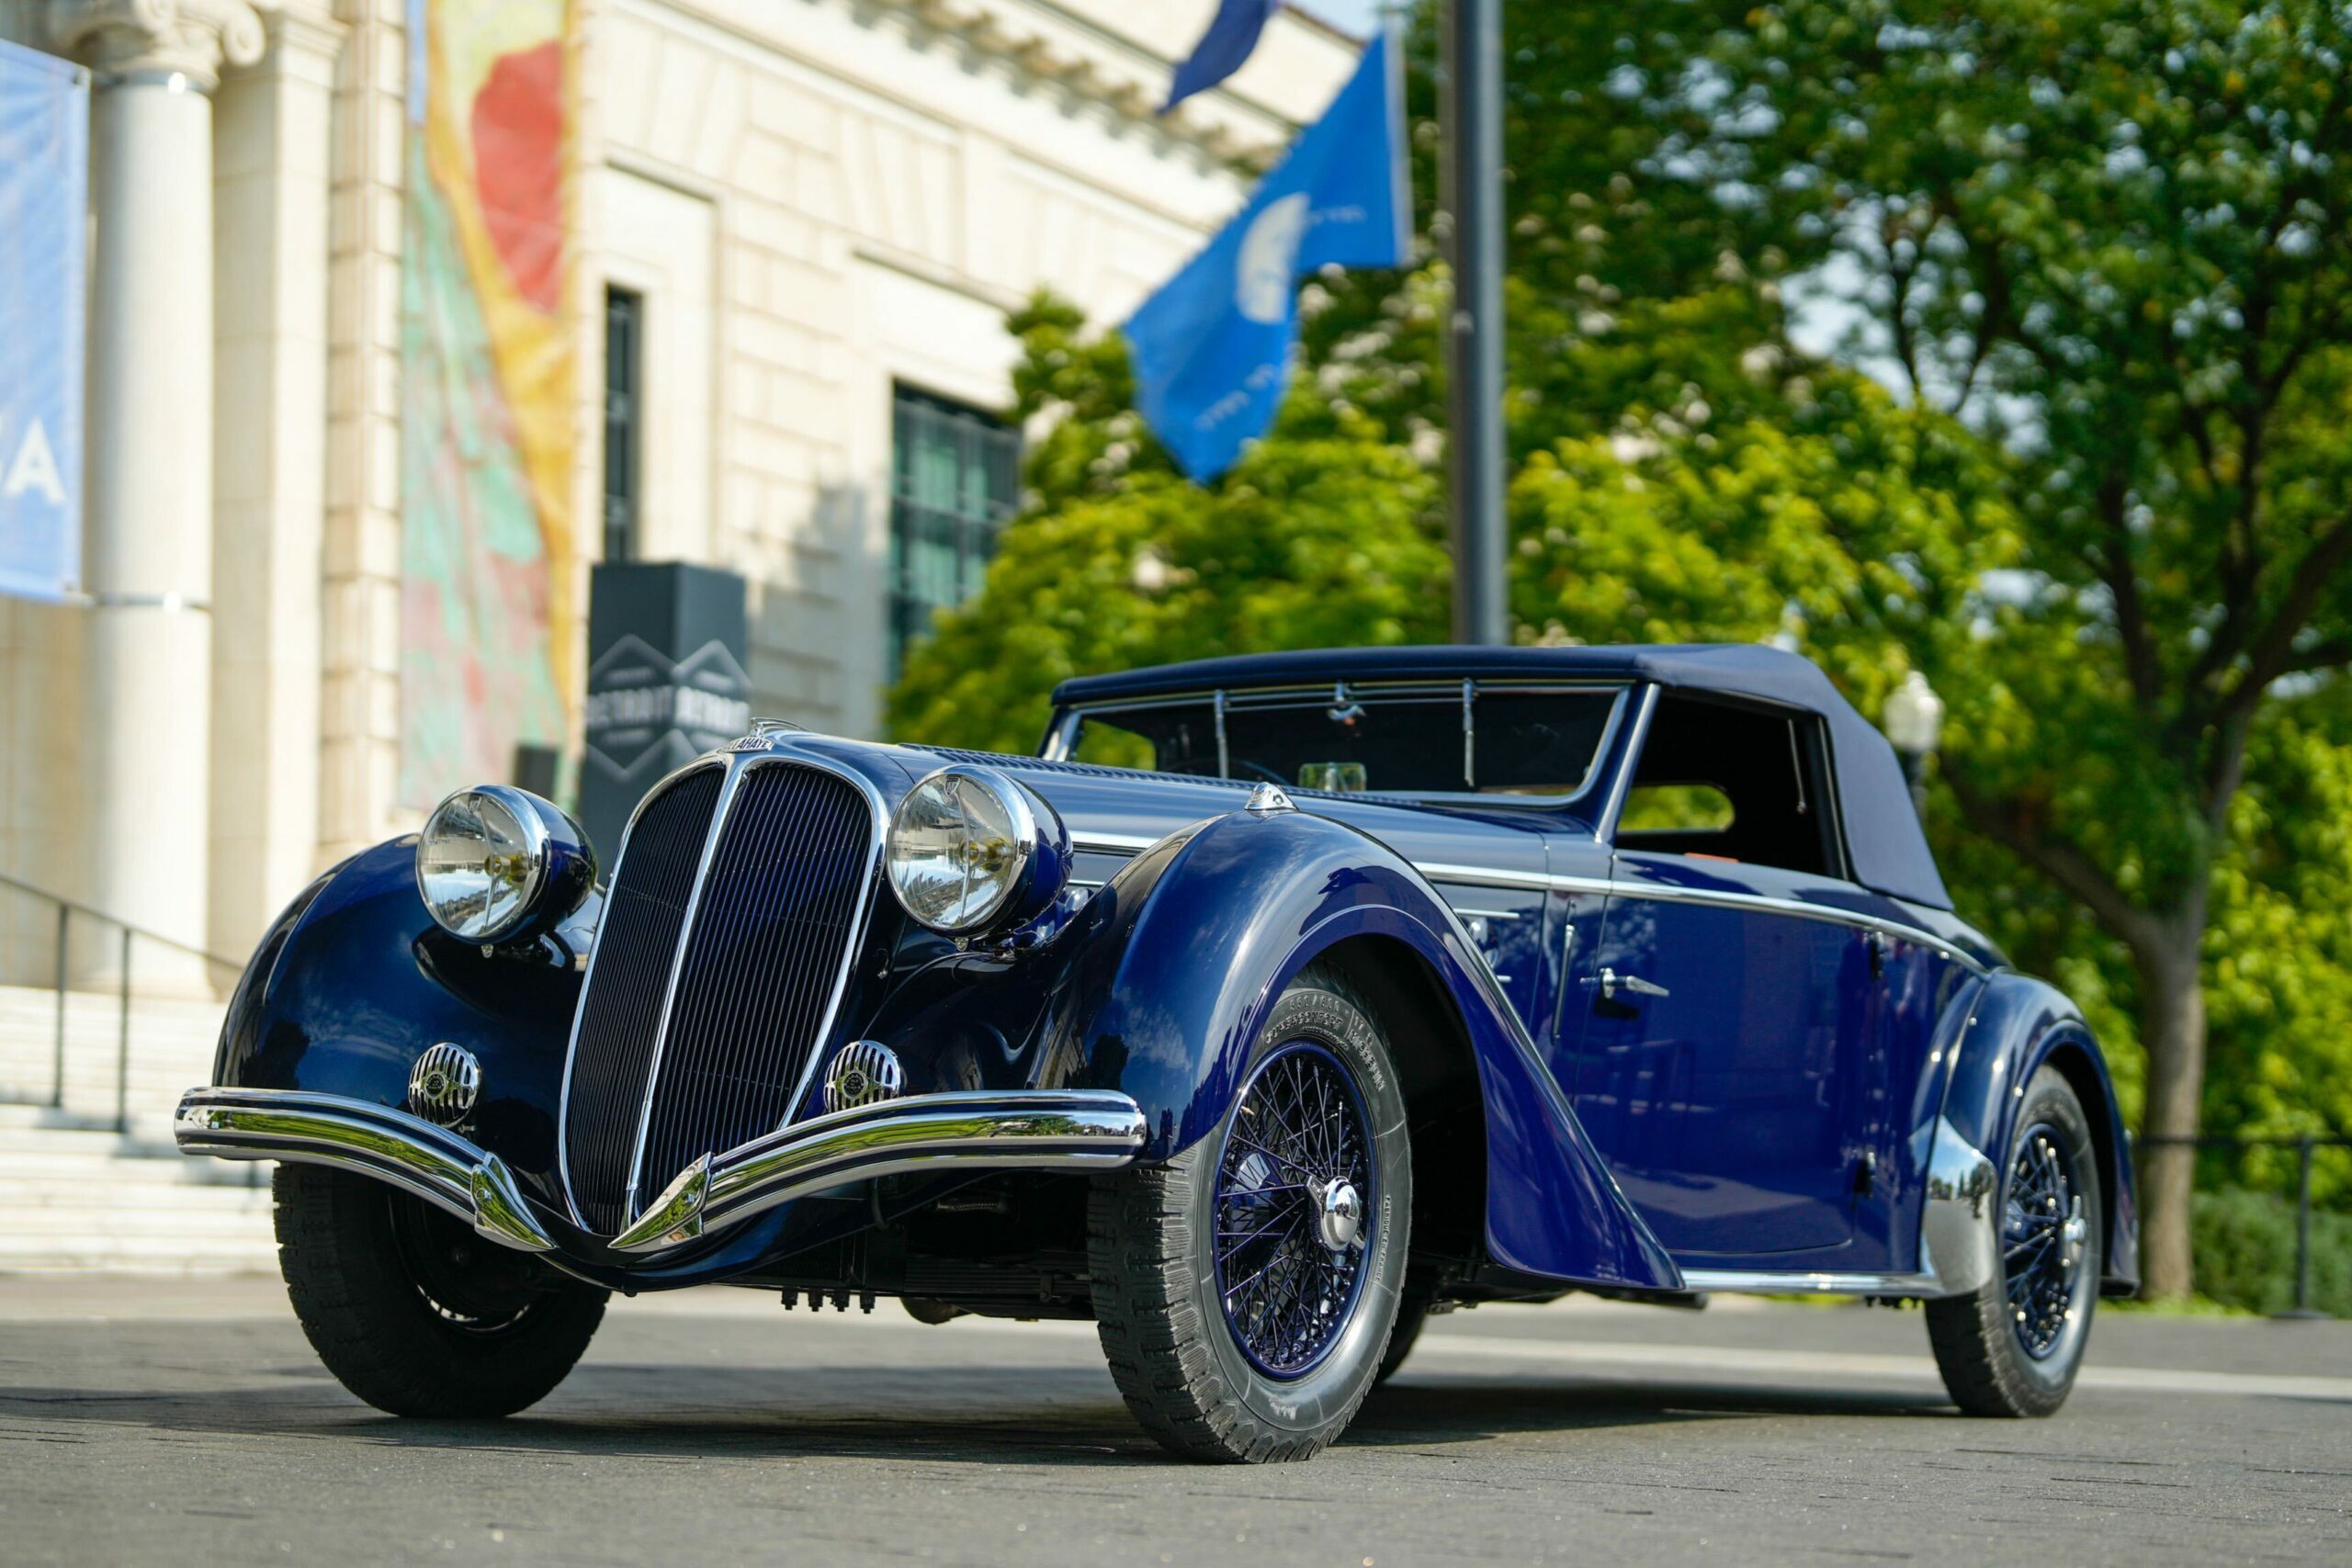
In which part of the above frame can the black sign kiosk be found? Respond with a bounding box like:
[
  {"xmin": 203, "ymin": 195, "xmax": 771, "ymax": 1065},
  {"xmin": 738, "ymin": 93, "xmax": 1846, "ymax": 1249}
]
[{"xmin": 581, "ymin": 562, "xmax": 752, "ymax": 864}]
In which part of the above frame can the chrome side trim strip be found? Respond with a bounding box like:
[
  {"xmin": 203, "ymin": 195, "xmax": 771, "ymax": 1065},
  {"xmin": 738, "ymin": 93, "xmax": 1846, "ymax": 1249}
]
[
  {"xmin": 1072, "ymin": 832, "xmax": 1160, "ymax": 853},
  {"xmin": 605, "ymin": 1089, "xmax": 1151, "ymax": 1255},
  {"xmin": 1679, "ymin": 1269, "xmax": 1945, "ymax": 1297},
  {"xmin": 175, "ymin": 1089, "xmax": 555, "ymax": 1253},
  {"xmin": 1418, "ymin": 861, "xmax": 1555, "ymax": 892},
  {"xmin": 1076, "ymin": 833, "xmax": 1986, "ymax": 974},
  {"xmin": 1589, "ymin": 881, "xmax": 1991, "ymax": 976}
]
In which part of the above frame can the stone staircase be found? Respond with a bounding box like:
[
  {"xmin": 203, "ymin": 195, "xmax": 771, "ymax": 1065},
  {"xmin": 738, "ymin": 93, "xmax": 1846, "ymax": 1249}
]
[{"xmin": 0, "ymin": 984, "xmax": 277, "ymax": 1274}]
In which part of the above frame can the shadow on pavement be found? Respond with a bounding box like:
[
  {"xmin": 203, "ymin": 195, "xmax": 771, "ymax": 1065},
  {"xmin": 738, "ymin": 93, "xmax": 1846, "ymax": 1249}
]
[{"xmin": 0, "ymin": 1359, "xmax": 1960, "ymax": 1467}]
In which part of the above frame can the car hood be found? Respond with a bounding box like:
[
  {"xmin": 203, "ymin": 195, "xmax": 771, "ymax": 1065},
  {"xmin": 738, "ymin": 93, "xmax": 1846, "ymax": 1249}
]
[{"xmin": 879, "ymin": 741, "xmax": 1566, "ymax": 881}]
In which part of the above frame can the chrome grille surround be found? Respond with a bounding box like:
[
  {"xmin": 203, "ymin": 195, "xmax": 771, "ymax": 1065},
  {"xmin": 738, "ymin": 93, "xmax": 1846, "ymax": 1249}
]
[{"xmin": 556, "ymin": 750, "xmax": 888, "ymax": 1236}]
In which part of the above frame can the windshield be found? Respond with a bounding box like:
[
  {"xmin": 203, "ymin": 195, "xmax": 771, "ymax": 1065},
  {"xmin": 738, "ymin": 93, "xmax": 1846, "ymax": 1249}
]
[{"xmin": 1053, "ymin": 684, "xmax": 1623, "ymax": 800}]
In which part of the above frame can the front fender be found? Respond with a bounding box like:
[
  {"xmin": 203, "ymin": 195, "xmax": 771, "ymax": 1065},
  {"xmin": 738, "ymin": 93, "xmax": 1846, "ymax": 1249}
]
[
  {"xmin": 1043, "ymin": 807, "xmax": 1680, "ymax": 1293},
  {"xmin": 214, "ymin": 837, "xmax": 584, "ymax": 1213},
  {"xmin": 1939, "ymin": 971, "xmax": 2140, "ymax": 1296}
]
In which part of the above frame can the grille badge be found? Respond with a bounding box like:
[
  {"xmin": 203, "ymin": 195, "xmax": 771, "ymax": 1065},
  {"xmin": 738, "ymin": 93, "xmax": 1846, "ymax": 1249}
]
[{"xmin": 824, "ymin": 1041, "xmax": 905, "ymax": 1113}]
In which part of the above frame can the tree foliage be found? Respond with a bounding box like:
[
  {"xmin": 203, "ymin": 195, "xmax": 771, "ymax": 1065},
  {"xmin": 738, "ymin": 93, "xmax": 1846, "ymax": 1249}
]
[{"xmin": 889, "ymin": 0, "xmax": 2352, "ymax": 1286}]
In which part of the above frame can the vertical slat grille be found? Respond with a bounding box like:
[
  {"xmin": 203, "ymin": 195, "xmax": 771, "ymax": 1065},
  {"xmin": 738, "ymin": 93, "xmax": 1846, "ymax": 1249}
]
[
  {"xmin": 561, "ymin": 767, "xmax": 722, "ymax": 1235},
  {"xmin": 632, "ymin": 765, "xmax": 873, "ymax": 1210}
]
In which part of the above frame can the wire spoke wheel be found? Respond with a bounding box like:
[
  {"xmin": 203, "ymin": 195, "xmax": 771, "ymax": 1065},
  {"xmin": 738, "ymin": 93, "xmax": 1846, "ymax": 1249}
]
[
  {"xmin": 2002, "ymin": 1121, "xmax": 2086, "ymax": 1361},
  {"xmin": 1214, "ymin": 1040, "xmax": 1374, "ymax": 1381}
]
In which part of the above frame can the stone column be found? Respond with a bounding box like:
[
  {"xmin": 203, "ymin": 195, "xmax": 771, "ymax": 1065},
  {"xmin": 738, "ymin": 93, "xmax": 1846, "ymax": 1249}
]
[
  {"xmin": 49, "ymin": 0, "xmax": 271, "ymax": 980},
  {"xmin": 209, "ymin": 6, "xmax": 341, "ymax": 958}
]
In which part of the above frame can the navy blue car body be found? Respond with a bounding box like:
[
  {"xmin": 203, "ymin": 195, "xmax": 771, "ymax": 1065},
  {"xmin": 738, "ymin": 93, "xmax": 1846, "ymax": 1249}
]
[{"xmin": 183, "ymin": 644, "xmax": 2135, "ymax": 1443}]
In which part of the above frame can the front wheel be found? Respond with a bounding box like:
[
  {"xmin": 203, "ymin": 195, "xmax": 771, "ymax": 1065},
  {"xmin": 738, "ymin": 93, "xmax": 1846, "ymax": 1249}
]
[
  {"xmin": 1089, "ymin": 965, "xmax": 1411, "ymax": 1462},
  {"xmin": 274, "ymin": 1164, "xmax": 608, "ymax": 1417},
  {"xmin": 1926, "ymin": 1066, "xmax": 2102, "ymax": 1417}
]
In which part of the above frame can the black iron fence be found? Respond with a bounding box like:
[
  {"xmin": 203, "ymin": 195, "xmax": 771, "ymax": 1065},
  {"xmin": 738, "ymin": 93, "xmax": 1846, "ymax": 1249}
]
[
  {"xmin": 0, "ymin": 870, "xmax": 243, "ymax": 1134},
  {"xmin": 2138, "ymin": 1132, "xmax": 2352, "ymax": 1318}
]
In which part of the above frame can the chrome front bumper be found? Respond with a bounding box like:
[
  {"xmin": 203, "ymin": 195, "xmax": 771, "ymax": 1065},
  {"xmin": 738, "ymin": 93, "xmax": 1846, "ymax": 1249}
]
[{"xmin": 175, "ymin": 1086, "xmax": 1149, "ymax": 1260}]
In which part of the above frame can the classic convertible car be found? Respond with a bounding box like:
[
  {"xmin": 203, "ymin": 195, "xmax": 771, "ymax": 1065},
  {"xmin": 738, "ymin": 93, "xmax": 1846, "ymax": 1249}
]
[{"xmin": 179, "ymin": 644, "xmax": 2136, "ymax": 1461}]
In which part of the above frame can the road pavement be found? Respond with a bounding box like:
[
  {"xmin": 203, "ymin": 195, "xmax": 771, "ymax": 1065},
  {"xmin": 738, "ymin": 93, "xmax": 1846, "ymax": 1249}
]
[{"xmin": 1, "ymin": 1275, "xmax": 2346, "ymax": 1565}]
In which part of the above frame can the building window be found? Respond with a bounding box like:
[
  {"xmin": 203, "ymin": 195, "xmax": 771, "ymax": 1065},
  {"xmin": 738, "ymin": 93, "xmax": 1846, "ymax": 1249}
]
[
  {"xmin": 889, "ymin": 385, "xmax": 1020, "ymax": 673},
  {"xmin": 603, "ymin": 287, "xmax": 643, "ymax": 563}
]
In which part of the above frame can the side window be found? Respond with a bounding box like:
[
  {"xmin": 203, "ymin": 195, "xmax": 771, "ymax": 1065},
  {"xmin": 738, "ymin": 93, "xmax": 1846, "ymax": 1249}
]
[{"xmin": 1616, "ymin": 694, "xmax": 1844, "ymax": 877}]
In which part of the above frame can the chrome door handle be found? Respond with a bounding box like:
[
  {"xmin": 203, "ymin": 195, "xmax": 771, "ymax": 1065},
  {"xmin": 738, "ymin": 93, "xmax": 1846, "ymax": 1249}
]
[{"xmin": 1589, "ymin": 966, "xmax": 1669, "ymax": 1002}]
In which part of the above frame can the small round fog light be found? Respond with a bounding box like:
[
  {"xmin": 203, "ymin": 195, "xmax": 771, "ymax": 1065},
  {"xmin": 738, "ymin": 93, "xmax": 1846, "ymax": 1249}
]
[
  {"xmin": 823, "ymin": 1040, "xmax": 904, "ymax": 1113},
  {"xmin": 408, "ymin": 1042, "xmax": 481, "ymax": 1125}
]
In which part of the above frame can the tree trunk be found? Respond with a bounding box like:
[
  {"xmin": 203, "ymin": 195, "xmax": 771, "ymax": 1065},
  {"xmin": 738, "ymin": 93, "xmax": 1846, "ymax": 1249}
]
[{"xmin": 2134, "ymin": 921, "xmax": 2208, "ymax": 1299}]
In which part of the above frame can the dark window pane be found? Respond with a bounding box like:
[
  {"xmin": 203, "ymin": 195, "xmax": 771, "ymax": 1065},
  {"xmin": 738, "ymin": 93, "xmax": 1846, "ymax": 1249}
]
[
  {"xmin": 603, "ymin": 288, "xmax": 643, "ymax": 564},
  {"xmin": 1068, "ymin": 687, "xmax": 1622, "ymax": 798},
  {"xmin": 888, "ymin": 385, "xmax": 1018, "ymax": 675}
]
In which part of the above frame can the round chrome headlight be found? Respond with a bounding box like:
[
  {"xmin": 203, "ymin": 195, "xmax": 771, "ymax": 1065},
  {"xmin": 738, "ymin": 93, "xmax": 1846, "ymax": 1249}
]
[
  {"xmin": 417, "ymin": 785, "xmax": 595, "ymax": 946},
  {"xmin": 887, "ymin": 766, "xmax": 1068, "ymax": 936}
]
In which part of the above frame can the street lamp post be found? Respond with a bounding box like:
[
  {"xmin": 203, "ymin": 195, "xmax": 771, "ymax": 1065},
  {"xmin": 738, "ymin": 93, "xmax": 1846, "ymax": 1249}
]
[
  {"xmin": 1883, "ymin": 671, "xmax": 1946, "ymax": 821},
  {"xmin": 1440, "ymin": 0, "xmax": 1508, "ymax": 647}
]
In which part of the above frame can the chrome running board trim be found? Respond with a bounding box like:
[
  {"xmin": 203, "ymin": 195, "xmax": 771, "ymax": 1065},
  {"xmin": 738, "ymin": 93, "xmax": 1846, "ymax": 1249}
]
[
  {"xmin": 1679, "ymin": 1269, "xmax": 1947, "ymax": 1298},
  {"xmin": 609, "ymin": 1089, "xmax": 1150, "ymax": 1255},
  {"xmin": 175, "ymin": 1088, "xmax": 556, "ymax": 1253}
]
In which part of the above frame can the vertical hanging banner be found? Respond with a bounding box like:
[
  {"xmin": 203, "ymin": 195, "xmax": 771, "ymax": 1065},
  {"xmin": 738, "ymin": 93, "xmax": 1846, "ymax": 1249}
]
[
  {"xmin": 0, "ymin": 41, "xmax": 86, "ymax": 604},
  {"xmin": 400, "ymin": 0, "xmax": 579, "ymax": 807}
]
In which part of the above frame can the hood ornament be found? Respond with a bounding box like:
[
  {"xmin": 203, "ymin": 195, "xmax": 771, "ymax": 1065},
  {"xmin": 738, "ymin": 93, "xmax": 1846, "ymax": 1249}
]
[
  {"xmin": 1244, "ymin": 783, "xmax": 1296, "ymax": 816},
  {"xmin": 729, "ymin": 717, "xmax": 807, "ymax": 751}
]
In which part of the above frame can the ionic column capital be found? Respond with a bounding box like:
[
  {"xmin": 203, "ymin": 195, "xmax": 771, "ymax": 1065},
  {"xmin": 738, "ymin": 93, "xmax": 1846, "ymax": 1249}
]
[{"xmin": 47, "ymin": 0, "xmax": 277, "ymax": 93}]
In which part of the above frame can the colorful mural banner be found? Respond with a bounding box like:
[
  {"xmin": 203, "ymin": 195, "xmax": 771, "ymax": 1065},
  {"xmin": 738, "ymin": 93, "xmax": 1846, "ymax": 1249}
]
[{"xmin": 400, "ymin": 0, "xmax": 579, "ymax": 807}]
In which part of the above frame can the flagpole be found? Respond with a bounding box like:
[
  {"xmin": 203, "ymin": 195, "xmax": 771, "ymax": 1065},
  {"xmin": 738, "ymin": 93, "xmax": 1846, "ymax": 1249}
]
[{"xmin": 1439, "ymin": 0, "xmax": 1508, "ymax": 646}]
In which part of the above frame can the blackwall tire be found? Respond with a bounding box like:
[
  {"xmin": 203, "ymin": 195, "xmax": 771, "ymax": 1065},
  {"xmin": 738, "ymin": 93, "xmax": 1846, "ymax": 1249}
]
[
  {"xmin": 1374, "ymin": 1292, "xmax": 1430, "ymax": 1386},
  {"xmin": 1089, "ymin": 964, "xmax": 1411, "ymax": 1462},
  {"xmin": 1926, "ymin": 1066, "xmax": 2102, "ymax": 1418},
  {"xmin": 274, "ymin": 1164, "xmax": 607, "ymax": 1418}
]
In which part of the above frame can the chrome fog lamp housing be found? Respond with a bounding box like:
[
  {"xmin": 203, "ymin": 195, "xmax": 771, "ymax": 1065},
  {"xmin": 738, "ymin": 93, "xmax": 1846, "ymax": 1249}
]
[
  {"xmin": 416, "ymin": 784, "xmax": 596, "ymax": 946},
  {"xmin": 887, "ymin": 765, "xmax": 1069, "ymax": 936}
]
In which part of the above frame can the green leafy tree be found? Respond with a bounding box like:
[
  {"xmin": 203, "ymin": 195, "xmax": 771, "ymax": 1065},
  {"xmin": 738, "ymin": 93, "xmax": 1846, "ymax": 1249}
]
[
  {"xmin": 888, "ymin": 300, "xmax": 1448, "ymax": 753},
  {"xmin": 1670, "ymin": 0, "xmax": 2352, "ymax": 1295},
  {"xmin": 896, "ymin": 0, "xmax": 2352, "ymax": 1295}
]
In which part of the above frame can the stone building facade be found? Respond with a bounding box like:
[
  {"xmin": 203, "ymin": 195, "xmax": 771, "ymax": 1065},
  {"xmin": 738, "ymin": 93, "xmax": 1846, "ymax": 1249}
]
[{"xmin": 0, "ymin": 0, "xmax": 1354, "ymax": 976}]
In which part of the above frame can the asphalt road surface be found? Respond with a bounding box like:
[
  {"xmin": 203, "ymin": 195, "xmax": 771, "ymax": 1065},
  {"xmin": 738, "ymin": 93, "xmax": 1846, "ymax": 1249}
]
[{"xmin": 2, "ymin": 1276, "xmax": 2346, "ymax": 1566}]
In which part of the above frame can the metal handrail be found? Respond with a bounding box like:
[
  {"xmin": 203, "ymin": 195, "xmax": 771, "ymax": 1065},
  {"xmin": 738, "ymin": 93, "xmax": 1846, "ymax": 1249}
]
[
  {"xmin": 2139, "ymin": 1132, "xmax": 2352, "ymax": 1319},
  {"xmin": 0, "ymin": 870, "xmax": 242, "ymax": 965},
  {"xmin": 0, "ymin": 869, "xmax": 243, "ymax": 1132}
]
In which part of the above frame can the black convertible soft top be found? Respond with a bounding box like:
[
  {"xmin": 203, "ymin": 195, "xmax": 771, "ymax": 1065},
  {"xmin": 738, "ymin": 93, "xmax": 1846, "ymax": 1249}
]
[{"xmin": 1052, "ymin": 644, "xmax": 1953, "ymax": 910}]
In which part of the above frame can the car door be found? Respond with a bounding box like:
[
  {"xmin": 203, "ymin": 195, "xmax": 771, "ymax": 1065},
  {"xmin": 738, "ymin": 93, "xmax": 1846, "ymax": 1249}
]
[{"xmin": 1567, "ymin": 692, "xmax": 1878, "ymax": 1259}]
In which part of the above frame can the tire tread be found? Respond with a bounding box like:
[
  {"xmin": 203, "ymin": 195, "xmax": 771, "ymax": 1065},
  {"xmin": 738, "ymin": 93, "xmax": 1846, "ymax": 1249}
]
[{"xmin": 275, "ymin": 1165, "xmax": 606, "ymax": 1418}]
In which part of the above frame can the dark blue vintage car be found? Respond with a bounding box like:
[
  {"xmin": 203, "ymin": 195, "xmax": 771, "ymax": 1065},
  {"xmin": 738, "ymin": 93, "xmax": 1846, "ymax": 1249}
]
[{"xmin": 179, "ymin": 644, "xmax": 2137, "ymax": 1461}]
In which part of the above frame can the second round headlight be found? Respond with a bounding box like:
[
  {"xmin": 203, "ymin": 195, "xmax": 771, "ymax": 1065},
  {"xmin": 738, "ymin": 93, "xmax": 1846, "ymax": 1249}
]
[{"xmin": 887, "ymin": 766, "xmax": 1064, "ymax": 935}]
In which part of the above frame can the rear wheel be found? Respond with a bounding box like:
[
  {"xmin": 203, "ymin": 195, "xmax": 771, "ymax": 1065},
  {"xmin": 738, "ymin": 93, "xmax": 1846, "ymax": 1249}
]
[
  {"xmin": 274, "ymin": 1164, "xmax": 607, "ymax": 1417},
  {"xmin": 1090, "ymin": 966, "xmax": 1411, "ymax": 1461},
  {"xmin": 1926, "ymin": 1067, "xmax": 2101, "ymax": 1417}
]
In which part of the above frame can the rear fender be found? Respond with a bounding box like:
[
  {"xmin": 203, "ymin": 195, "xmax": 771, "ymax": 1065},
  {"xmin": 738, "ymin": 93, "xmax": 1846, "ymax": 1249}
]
[
  {"xmin": 1939, "ymin": 971, "xmax": 2140, "ymax": 1296},
  {"xmin": 1044, "ymin": 807, "xmax": 1680, "ymax": 1292}
]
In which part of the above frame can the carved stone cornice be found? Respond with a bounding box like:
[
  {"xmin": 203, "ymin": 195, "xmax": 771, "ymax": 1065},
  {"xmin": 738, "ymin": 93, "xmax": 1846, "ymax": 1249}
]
[
  {"xmin": 897, "ymin": 0, "xmax": 1293, "ymax": 166},
  {"xmin": 47, "ymin": 0, "xmax": 277, "ymax": 92}
]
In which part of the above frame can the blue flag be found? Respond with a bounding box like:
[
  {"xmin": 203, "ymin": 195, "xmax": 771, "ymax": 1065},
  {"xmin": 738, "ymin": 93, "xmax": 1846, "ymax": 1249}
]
[
  {"xmin": 1164, "ymin": 0, "xmax": 1281, "ymax": 113},
  {"xmin": 0, "ymin": 40, "xmax": 85, "ymax": 604},
  {"xmin": 1126, "ymin": 31, "xmax": 1407, "ymax": 481}
]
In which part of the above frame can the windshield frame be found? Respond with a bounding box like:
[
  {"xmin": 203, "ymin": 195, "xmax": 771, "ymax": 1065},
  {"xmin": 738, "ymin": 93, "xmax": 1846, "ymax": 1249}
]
[{"xmin": 1041, "ymin": 679, "xmax": 1633, "ymax": 812}]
